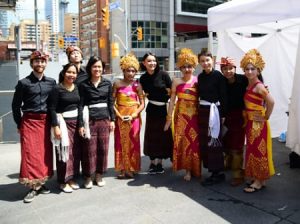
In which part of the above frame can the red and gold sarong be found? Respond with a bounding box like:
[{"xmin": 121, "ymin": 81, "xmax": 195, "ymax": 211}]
[
  {"xmin": 173, "ymin": 77, "xmax": 201, "ymax": 177},
  {"xmin": 244, "ymin": 82, "xmax": 275, "ymax": 180},
  {"xmin": 114, "ymin": 82, "xmax": 141, "ymax": 173}
]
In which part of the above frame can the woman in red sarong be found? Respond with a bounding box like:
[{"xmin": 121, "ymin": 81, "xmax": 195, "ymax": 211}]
[
  {"xmin": 240, "ymin": 49, "xmax": 275, "ymax": 193},
  {"xmin": 113, "ymin": 53, "xmax": 145, "ymax": 179},
  {"xmin": 164, "ymin": 48, "xmax": 201, "ymax": 181}
]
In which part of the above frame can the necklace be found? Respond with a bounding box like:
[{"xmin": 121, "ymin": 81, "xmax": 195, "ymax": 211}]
[{"xmin": 61, "ymin": 83, "xmax": 74, "ymax": 92}]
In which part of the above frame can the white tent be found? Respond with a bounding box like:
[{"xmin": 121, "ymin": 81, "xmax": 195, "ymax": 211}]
[{"xmin": 207, "ymin": 0, "xmax": 300, "ymax": 155}]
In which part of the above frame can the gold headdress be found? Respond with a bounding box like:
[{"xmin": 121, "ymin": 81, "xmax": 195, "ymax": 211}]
[
  {"xmin": 240, "ymin": 49, "xmax": 265, "ymax": 72},
  {"xmin": 176, "ymin": 48, "xmax": 198, "ymax": 68},
  {"xmin": 120, "ymin": 53, "xmax": 140, "ymax": 71}
]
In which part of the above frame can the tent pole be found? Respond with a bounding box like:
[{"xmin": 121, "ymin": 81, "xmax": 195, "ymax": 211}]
[{"xmin": 208, "ymin": 31, "xmax": 214, "ymax": 54}]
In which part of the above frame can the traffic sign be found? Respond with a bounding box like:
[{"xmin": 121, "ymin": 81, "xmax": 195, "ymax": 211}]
[
  {"xmin": 109, "ymin": 1, "xmax": 120, "ymax": 11},
  {"xmin": 64, "ymin": 37, "xmax": 79, "ymax": 41}
]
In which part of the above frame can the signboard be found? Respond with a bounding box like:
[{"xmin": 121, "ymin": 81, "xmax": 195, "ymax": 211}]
[
  {"xmin": 64, "ymin": 37, "xmax": 79, "ymax": 41},
  {"xmin": 109, "ymin": 1, "xmax": 120, "ymax": 11}
]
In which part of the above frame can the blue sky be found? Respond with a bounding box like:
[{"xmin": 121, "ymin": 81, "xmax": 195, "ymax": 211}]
[{"xmin": 8, "ymin": 0, "xmax": 78, "ymax": 24}]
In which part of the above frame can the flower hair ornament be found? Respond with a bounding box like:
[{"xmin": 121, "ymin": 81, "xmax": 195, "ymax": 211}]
[
  {"xmin": 220, "ymin": 57, "xmax": 236, "ymax": 68},
  {"xmin": 240, "ymin": 49, "xmax": 265, "ymax": 72}
]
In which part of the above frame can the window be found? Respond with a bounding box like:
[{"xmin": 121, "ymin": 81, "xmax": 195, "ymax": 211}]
[
  {"xmin": 131, "ymin": 20, "xmax": 168, "ymax": 49},
  {"xmin": 177, "ymin": 0, "xmax": 226, "ymax": 17}
]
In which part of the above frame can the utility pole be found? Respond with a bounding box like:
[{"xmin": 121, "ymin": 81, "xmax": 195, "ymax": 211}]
[
  {"xmin": 89, "ymin": 32, "xmax": 93, "ymax": 57},
  {"xmin": 34, "ymin": 0, "xmax": 39, "ymax": 50},
  {"xmin": 125, "ymin": 0, "xmax": 128, "ymax": 52},
  {"xmin": 15, "ymin": 26, "xmax": 21, "ymax": 81},
  {"xmin": 169, "ymin": 0, "xmax": 174, "ymax": 71}
]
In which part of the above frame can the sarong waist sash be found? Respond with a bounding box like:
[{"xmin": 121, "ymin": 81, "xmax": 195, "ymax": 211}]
[
  {"xmin": 23, "ymin": 112, "xmax": 47, "ymax": 120},
  {"xmin": 117, "ymin": 95, "xmax": 139, "ymax": 107},
  {"xmin": 89, "ymin": 103, "xmax": 107, "ymax": 108},
  {"xmin": 199, "ymin": 100, "xmax": 220, "ymax": 106},
  {"xmin": 148, "ymin": 100, "xmax": 166, "ymax": 106},
  {"xmin": 245, "ymin": 110, "xmax": 265, "ymax": 121},
  {"xmin": 62, "ymin": 109, "xmax": 78, "ymax": 118},
  {"xmin": 177, "ymin": 99, "xmax": 198, "ymax": 116}
]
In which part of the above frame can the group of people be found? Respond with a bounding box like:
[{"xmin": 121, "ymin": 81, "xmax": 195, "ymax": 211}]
[{"xmin": 11, "ymin": 46, "xmax": 275, "ymax": 203}]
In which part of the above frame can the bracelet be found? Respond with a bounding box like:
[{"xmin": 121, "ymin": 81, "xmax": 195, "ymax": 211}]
[{"xmin": 166, "ymin": 114, "xmax": 172, "ymax": 121}]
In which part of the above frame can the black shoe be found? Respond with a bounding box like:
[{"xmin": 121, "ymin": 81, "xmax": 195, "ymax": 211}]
[
  {"xmin": 215, "ymin": 173, "xmax": 226, "ymax": 182},
  {"xmin": 23, "ymin": 189, "xmax": 38, "ymax": 203},
  {"xmin": 201, "ymin": 173, "xmax": 225, "ymax": 186},
  {"xmin": 148, "ymin": 163, "xmax": 157, "ymax": 175},
  {"xmin": 37, "ymin": 185, "xmax": 50, "ymax": 194},
  {"xmin": 156, "ymin": 163, "xmax": 165, "ymax": 174}
]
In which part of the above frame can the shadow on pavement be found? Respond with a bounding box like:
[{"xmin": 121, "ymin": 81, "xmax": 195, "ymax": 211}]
[{"xmin": 126, "ymin": 140, "xmax": 300, "ymax": 224}]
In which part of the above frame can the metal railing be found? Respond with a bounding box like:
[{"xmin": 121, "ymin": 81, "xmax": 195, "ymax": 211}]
[
  {"xmin": 0, "ymin": 71, "xmax": 182, "ymax": 142},
  {"xmin": 0, "ymin": 90, "xmax": 14, "ymax": 143}
]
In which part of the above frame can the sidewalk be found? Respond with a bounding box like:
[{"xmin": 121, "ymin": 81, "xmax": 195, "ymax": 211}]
[{"xmin": 0, "ymin": 138, "xmax": 299, "ymax": 224}]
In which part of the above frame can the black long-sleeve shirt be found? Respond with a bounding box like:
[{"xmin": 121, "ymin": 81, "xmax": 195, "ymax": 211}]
[
  {"xmin": 197, "ymin": 69, "xmax": 228, "ymax": 117},
  {"xmin": 48, "ymin": 84, "xmax": 80, "ymax": 126},
  {"xmin": 75, "ymin": 66, "xmax": 88, "ymax": 85},
  {"xmin": 78, "ymin": 78, "xmax": 115, "ymax": 127},
  {"xmin": 227, "ymin": 74, "xmax": 248, "ymax": 111},
  {"xmin": 12, "ymin": 72, "xmax": 56, "ymax": 128},
  {"xmin": 139, "ymin": 70, "xmax": 172, "ymax": 116}
]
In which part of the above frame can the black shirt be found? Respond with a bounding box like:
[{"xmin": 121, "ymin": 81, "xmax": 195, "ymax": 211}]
[
  {"xmin": 12, "ymin": 72, "xmax": 56, "ymax": 128},
  {"xmin": 48, "ymin": 84, "xmax": 80, "ymax": 126},
  {"xmin": 75, "ymin": 66, "xmax": 88, "ymax": 85},
  {"xmin": 139, "ymin": 70, "xmax": 172, "ymax": 116},
  {"xmin": 78, "ymin": 78, "xmax": 115, "ymax": 127},
  {"xmin": 227, "ymin": 74, "xmax": 248, "ymax": 111},
  {"xmin": 197, "ymin": 69, "xmax": 228, "ymax": 117}
]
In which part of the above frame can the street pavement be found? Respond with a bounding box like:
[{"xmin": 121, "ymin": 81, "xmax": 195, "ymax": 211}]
[{"xmin": 0, "ymin": 133, "xmax": 299, "ymax": 224}]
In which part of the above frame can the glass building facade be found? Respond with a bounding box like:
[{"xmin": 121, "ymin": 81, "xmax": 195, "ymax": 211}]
[{"xmin": 177, "ymin": 0, "xmax": 226, "ymax": 17}]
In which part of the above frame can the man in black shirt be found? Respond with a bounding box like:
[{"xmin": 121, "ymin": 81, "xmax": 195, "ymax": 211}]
[
  {"xmin": 65, "ymin": 46, "xmax": 87, "ymax": 85},
  {"xmin": 221, "ymin": 57, "xmax": 247, "ymax": 187},
  {"xmin": 12, "ymin": 51, "xmax": 56, "ymax": 203}
]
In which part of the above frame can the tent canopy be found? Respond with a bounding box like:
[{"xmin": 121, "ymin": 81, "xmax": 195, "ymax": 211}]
[
  {"xmin": 207, "ymin": 0, "xmax": 300, "ymax": 155},
  {"xmin": 208, "ymin": 0, "xmax": 300, "ymax": 32}
]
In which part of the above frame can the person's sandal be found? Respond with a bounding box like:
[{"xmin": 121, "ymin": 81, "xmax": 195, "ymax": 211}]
[
  {"xmin": 125, "ymin": 172, "xmax": 134, "ymax": 179},
  {"xmin": 117, "ymin": 172, "xmax": 126, "ymax": 179}
]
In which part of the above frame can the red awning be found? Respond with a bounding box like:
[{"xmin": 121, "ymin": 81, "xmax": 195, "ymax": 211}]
[{"xmin": 175, "ymin": 23, "xmax": 207, "ymax": 33}]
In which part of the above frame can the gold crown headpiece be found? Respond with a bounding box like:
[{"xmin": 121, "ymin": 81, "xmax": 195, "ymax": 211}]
[
  {"xmin": 240, "ymin": 49, "xmax": 265, "ymax": 72},
  {"xmin": 120, "ymin": 53, "xmax": 140, "ymax": 71},
  {"xmin": 176, "ymin": 48, "xmax": 198, "ymax": 68}
]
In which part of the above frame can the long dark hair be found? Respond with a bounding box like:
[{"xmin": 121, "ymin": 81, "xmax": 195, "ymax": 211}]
[
  {"xmin": 58, "ymin": 63, "xmax": 79, "ymax": 83},
  {"xmin": 140, "ymin": 52, "xmax": 160, "ymax": 73},
  {"xmin": 86, "ymin": 56, "xmax": 104, "ymax": 79}
]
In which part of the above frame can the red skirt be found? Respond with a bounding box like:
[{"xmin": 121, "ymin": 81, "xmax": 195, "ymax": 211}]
[
  {"xmin": 82, "ymin": 119, "xmax": 110, "ymax": 176},
  {"xmin": 56, "ymin": 119, "xmax": 81, "ymax": 184},
  {"xmin": 19, "ymin": 113, "xmax": 53, "ymax": 186},
  {"xmin": 223, "ymin": 109, "xmax": 245, "ymax": 152}
]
